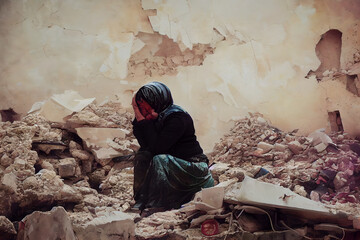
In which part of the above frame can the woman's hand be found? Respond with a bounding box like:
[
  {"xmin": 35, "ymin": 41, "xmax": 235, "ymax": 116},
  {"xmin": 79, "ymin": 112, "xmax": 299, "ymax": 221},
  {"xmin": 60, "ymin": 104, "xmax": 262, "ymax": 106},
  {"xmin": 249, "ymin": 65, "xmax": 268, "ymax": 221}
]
[{"xmin": 132, "ymin": 95, "xmax": 145, "ymax": 121}]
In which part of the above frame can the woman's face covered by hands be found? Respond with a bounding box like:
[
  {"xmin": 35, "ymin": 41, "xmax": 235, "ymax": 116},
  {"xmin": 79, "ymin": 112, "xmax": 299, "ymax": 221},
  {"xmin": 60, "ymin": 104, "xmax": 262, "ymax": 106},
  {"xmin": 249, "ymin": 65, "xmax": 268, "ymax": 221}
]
[{"xmin": 137, "ymin": 98, "xmax": 158, "ymax": 120}]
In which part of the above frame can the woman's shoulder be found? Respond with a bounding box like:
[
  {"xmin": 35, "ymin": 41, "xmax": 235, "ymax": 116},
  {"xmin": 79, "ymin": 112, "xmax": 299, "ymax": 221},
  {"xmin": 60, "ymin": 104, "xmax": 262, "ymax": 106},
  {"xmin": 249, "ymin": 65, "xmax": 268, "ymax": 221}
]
[{"xmin": 163, "ymin": 111, "xmax": 193, "ymax": 125}]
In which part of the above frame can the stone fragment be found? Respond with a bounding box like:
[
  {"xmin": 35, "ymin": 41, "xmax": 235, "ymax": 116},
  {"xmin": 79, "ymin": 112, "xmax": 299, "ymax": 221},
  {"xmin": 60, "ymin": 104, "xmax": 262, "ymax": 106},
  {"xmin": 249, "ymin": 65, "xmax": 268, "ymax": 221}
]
[
  {"xmin": 71, "ymin": 149, "xmax": 92, "ymax": 161},
  {"xmin": 58, "ymin": 158, "xmax": 77, "ymax": 178},
  {"xmin": 333, "ymin": 172, "xmax": 347, "ymax": 190},
  {"xmin": 41, "ymin": 161, "xmax": 55, "ymax": 171},
  {"xmin": 293, "ymin": 185, "xmax": 307, "ymax": 197},
  {"xmin": 285, "ymin": 134, "xmax": 295, "ymax": 142},
  {"xmin": 0, "ymin": 216, "xmax": 16, "ymax": 240},
  {"xmin": 81, "ymin": 160, "xmax": 92, "ymax": 173},
  {"xmin": 310, "ymin": 191, "xmax": 320, "ymax": 202},
  {"xmin": 209, "ymin": 163, "xmax": 230, "ymax": 181},
  {"xmin": 257, "ymin": 142, "xmax": 273, "ymax": 153},
  {"xmin": 308, "ymin": 129, "xmax": 333, "ymax": 147},
  {"xmin": 76, "ymin": 127, "xmax": 129, "ymax": 149},
  {"xmin": 1, "ymin": 172, "xmax": 17, "ymax": 193},
  {"xmin": 17, "ymin": 206, "xmax": 76, "ymax": 240},
  {"xmin": 39, "ymin": 90, "xmax": 95, "ymax": 123},
  {"xmin": 256, "ymin": 117, "xmax": 267, "ymax": 125},
  {"xmin": 92, "ymin": 148, "xmax": 119, "ymax": 166},
  {"xmin": 274, "ymin": 143, "xmax": 287, "ymax": 152},
  {"xmin": 0, "ymin": 153, "xmax": 13, "ymax": 167},
  {"xmin": 23, "ymin": 176, "xmax": 40, "ymax": 190},
  {"xmin": 75, "ymin": 211, "xmax": 136, "ymax": 240},
  {"xmin": 288, "ymin": 141, "xmax": 303, "ymax": 154},
  {"xmin": 226, "ymin": 168, "xmax": 245, "ymax": 181},
  {"xmin": 60, "ymin": 185, "xmax": 82, "ymax": 203},
  {"xmin": 314, "ymin": 142, "xmax": 327, "ymax": 153}
]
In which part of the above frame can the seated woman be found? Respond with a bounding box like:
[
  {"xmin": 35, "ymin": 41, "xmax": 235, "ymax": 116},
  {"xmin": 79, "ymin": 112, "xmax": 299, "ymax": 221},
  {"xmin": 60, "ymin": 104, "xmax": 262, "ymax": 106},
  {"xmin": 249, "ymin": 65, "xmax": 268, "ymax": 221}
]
[{"xmin": 131, "ymin": 81, "xmax": 214, "ymax": 213}]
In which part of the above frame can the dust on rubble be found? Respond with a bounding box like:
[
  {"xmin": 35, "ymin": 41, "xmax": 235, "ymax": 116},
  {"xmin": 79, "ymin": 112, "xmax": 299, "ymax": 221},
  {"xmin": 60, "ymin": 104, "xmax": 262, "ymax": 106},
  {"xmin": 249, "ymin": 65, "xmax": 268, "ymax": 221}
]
[
  {"xmin": 210, "ymin": 112, "xmax": 360, "ymax": 216},
  {"xmin": 2, "ymin": 101, "xmax": 360, "ymax": 239}
]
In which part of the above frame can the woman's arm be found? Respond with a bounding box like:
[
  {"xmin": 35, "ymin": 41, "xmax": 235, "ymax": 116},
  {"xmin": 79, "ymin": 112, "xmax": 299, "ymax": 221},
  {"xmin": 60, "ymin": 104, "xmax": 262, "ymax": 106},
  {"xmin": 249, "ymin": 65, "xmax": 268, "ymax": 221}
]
[{"xmin": 137, "ymin": 114, "xmax": 186, "ymax": 154}]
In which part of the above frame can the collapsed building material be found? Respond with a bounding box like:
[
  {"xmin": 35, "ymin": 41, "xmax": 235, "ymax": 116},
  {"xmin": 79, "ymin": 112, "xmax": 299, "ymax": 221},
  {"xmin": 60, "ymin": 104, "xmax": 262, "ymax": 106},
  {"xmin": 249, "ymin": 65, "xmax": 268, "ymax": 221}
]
[
  {"xmin": 17, "ymin": 207, "xmax": 76, "ymax": 240},
  {"xmin": 225, "ymin": 176, "xmax": 352, "ymax": 228},
  {"xmin": 75, "ymin": 211, "xmax": 137, "ymax": 240},
  {"xmin": 39, "ymin": 90, "xmax": 95, "ymax": 123},
  {"xmin": 75, "ymin": 127, "xmax": 137, "ymax": 165},
  {"xmin": 225, "ymin": 176, "xmax": 329, "ymax": 212},
  {"xmin": 210, "ymin": 113, "xmax": 360, "ymax": 213},
  {"xmin": 2, "ymin": 95, "xmax": 360, "ymax": 239}
]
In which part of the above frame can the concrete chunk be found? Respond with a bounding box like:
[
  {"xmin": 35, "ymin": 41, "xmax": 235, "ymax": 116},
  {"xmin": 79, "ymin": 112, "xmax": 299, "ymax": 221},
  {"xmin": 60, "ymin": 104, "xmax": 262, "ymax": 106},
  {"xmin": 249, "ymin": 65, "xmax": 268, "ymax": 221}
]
[
  {"xmin": 274, "ymin": 143, "xmax": 287, "ymax": 151},
  {"xmin": 39, "ymin": 90, "xmax": 95, "ymax": 123},
  {"xmin": 76, "ymin": 127, "xmax": 129, "ymax": 148},
  {"xmin": 314, "ymin": 142, "xmax": 328, "ymax": 153},
  {"xmin": 18, "ymin": 207, "xmax": 76, "ymax": 240},
  {"xmin": 257, "ymin": 142, "xmax": 273, "ymax": 153},
  {"xmin": 76, "ymin": 211, "xmax": 136, "ymax": 240},
  {"xmin": 288, "ymin": 141, "xmax": 303, "ymax": 154},
  {"xmin": 58, "ymin": 158, "xmax": 77, "ymax": 178}
]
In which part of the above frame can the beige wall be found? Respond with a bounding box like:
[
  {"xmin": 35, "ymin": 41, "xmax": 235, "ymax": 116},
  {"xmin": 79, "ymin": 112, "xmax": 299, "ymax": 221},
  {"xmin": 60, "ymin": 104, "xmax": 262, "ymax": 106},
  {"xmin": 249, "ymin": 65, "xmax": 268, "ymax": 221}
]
[{"xmin": 1, "ymin": 0, "xmax": 360, "ymax": 151}]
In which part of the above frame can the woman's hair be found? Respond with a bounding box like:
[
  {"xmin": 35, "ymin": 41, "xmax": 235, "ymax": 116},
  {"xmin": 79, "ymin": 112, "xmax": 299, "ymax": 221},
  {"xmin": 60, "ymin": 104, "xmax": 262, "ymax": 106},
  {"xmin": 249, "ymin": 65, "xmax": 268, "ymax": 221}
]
[{"xmin": 135, "ymin": 82, "xmax": 173, "ymax": 113}]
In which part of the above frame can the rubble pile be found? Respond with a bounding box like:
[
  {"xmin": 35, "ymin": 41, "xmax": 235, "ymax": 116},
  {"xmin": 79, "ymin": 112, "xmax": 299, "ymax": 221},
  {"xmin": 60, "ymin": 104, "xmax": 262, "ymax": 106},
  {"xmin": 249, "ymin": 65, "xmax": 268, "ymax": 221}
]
[
  {"xmin": 0, "ymin": 100, "xmax": 139, "ymax": 239},
  {"xmin": 210, "ymin": 113, "xmax": 360, "ymax": 215},
  {"xmin": 1, "ymin": 96, "xmax": 360, "ymax": 239}
]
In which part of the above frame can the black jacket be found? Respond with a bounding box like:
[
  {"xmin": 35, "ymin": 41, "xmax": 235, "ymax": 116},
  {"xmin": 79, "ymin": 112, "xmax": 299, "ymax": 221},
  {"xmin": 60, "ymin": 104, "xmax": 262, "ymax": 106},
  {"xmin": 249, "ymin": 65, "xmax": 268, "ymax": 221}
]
[{"xmin": 132, "ymin": 112, "xmax": 203, "ymax": 160}]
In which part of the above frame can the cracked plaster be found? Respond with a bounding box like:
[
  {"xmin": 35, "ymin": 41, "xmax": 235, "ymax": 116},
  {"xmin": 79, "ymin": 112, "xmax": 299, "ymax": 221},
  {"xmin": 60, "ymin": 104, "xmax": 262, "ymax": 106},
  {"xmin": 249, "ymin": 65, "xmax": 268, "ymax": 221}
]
[{"xmin": 1, "ymin": 0, "xmax": 360, "ymax": 151}]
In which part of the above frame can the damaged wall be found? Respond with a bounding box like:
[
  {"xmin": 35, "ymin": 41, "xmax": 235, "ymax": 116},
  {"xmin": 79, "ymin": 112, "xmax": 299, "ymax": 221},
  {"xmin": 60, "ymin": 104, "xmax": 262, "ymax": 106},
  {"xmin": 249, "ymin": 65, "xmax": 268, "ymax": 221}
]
[{"xmin": 1, "ymin": 0, "xmax": 360, "ymax": 151}]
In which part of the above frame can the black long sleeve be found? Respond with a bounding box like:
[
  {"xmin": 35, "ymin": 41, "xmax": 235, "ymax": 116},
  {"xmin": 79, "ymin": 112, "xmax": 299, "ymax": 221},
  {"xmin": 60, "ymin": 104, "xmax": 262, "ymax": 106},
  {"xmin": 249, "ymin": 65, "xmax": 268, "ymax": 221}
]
[{"xmin": 132, "ymin": 112, "xmax": 203, "ymax": 159}]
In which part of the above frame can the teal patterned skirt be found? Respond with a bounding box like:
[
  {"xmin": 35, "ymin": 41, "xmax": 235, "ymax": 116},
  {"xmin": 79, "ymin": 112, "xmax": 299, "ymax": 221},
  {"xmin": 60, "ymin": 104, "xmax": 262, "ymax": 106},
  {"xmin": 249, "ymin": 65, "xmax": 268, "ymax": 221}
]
[{"xmin": 133, "ymin": 152, "xmax": 214, "ymax": 210}]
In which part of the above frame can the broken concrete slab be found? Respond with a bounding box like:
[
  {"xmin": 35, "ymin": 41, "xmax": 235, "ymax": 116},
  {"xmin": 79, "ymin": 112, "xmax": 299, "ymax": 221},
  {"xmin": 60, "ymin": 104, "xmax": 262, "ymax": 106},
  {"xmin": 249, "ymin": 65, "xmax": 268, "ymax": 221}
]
[
  {"xmin": 75, "ymin": 127, "xmax": 133, "ymax": 165},
  {"xmin": 75, "ymin": 211, "xmax": 136, "ymax": 240},
  {"xmin": 308, "ymin": 129, "xmax": 334, "ymax": 147},
  {"xmin": 39, "ymin": 90, "xmax": 95, "ymax": 123},
  {"xmin": 75, "ymin": 127, "xmax": 129, "ymax": 148},
  {"xmin": 187, "ymin": 185, "xmax": 225, "ymax": 212},
  {"xmin": 51, "ymin": 90, "xmax": 96, "ymax": 113},
  {"xmin": 17, "ymin": 206, "xmax": 76, "ymax": 240},
  {"xmin": 314, "ymin": 142, "xmax": 328, "ymax": 153},
  {"xmin": 225, "ymin": 176, "xmax": 330, "ymax": 213},
  {"xmin": 224, "ymin": 176, "xmax": 353, "ymax": 227},
  {"xmin": 32, "ymin": 142, "xmax": 67, "ymax": 154},
  {"xmin": 39, "ymin": 99, "xmax": 73, "ymax": 123}
]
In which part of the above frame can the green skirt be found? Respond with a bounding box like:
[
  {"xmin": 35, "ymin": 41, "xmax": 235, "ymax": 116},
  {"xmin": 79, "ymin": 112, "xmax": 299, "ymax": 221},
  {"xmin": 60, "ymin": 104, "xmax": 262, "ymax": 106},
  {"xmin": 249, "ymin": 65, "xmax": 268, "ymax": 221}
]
[{"xmin": 133, "ymin": 152, "xmax": 214, "ymax": 210}]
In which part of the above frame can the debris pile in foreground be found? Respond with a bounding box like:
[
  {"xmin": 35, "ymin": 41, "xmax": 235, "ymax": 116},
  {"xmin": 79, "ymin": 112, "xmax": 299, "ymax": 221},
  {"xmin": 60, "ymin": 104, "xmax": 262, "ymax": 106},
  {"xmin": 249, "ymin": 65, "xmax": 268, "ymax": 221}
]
[{"xmin": 1, "ymin": 96, "xmax": 360, "ymax": 239}]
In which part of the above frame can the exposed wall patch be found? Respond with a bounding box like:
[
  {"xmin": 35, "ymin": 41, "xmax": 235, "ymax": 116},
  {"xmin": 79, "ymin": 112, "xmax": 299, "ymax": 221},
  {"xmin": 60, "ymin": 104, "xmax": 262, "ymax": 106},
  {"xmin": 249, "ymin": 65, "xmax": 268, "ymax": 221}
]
[
  {"xmin": 313, "ymin": 29, "xmax": 343, "ymax": 80},
  {"xmin": 328, "ymin": 110, "xmax": 344, "ymax": 132}
]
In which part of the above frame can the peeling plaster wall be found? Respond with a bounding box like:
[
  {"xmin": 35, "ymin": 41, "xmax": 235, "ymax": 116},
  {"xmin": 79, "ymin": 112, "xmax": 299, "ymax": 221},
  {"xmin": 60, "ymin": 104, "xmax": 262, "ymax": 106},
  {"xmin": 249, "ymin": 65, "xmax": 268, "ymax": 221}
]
[{"xmin": 1, "ymin": 0, "xmax": 360, "ymax": 151}]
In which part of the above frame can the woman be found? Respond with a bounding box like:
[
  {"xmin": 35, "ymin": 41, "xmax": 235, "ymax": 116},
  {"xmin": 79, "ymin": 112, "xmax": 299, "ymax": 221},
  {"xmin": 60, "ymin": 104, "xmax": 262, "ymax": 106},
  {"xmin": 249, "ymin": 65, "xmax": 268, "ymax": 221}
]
[{"xmin": 131, "ymin": 81, "xmax": 214, "ymax": 212}]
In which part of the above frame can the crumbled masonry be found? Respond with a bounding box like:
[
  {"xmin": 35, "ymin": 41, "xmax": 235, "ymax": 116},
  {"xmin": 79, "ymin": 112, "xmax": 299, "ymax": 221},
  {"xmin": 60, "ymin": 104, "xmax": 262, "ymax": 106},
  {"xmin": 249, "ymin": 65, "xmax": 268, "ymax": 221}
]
[{"xmin": 1, "ymin": 102, "xmax": 360, "ymax": 239}]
